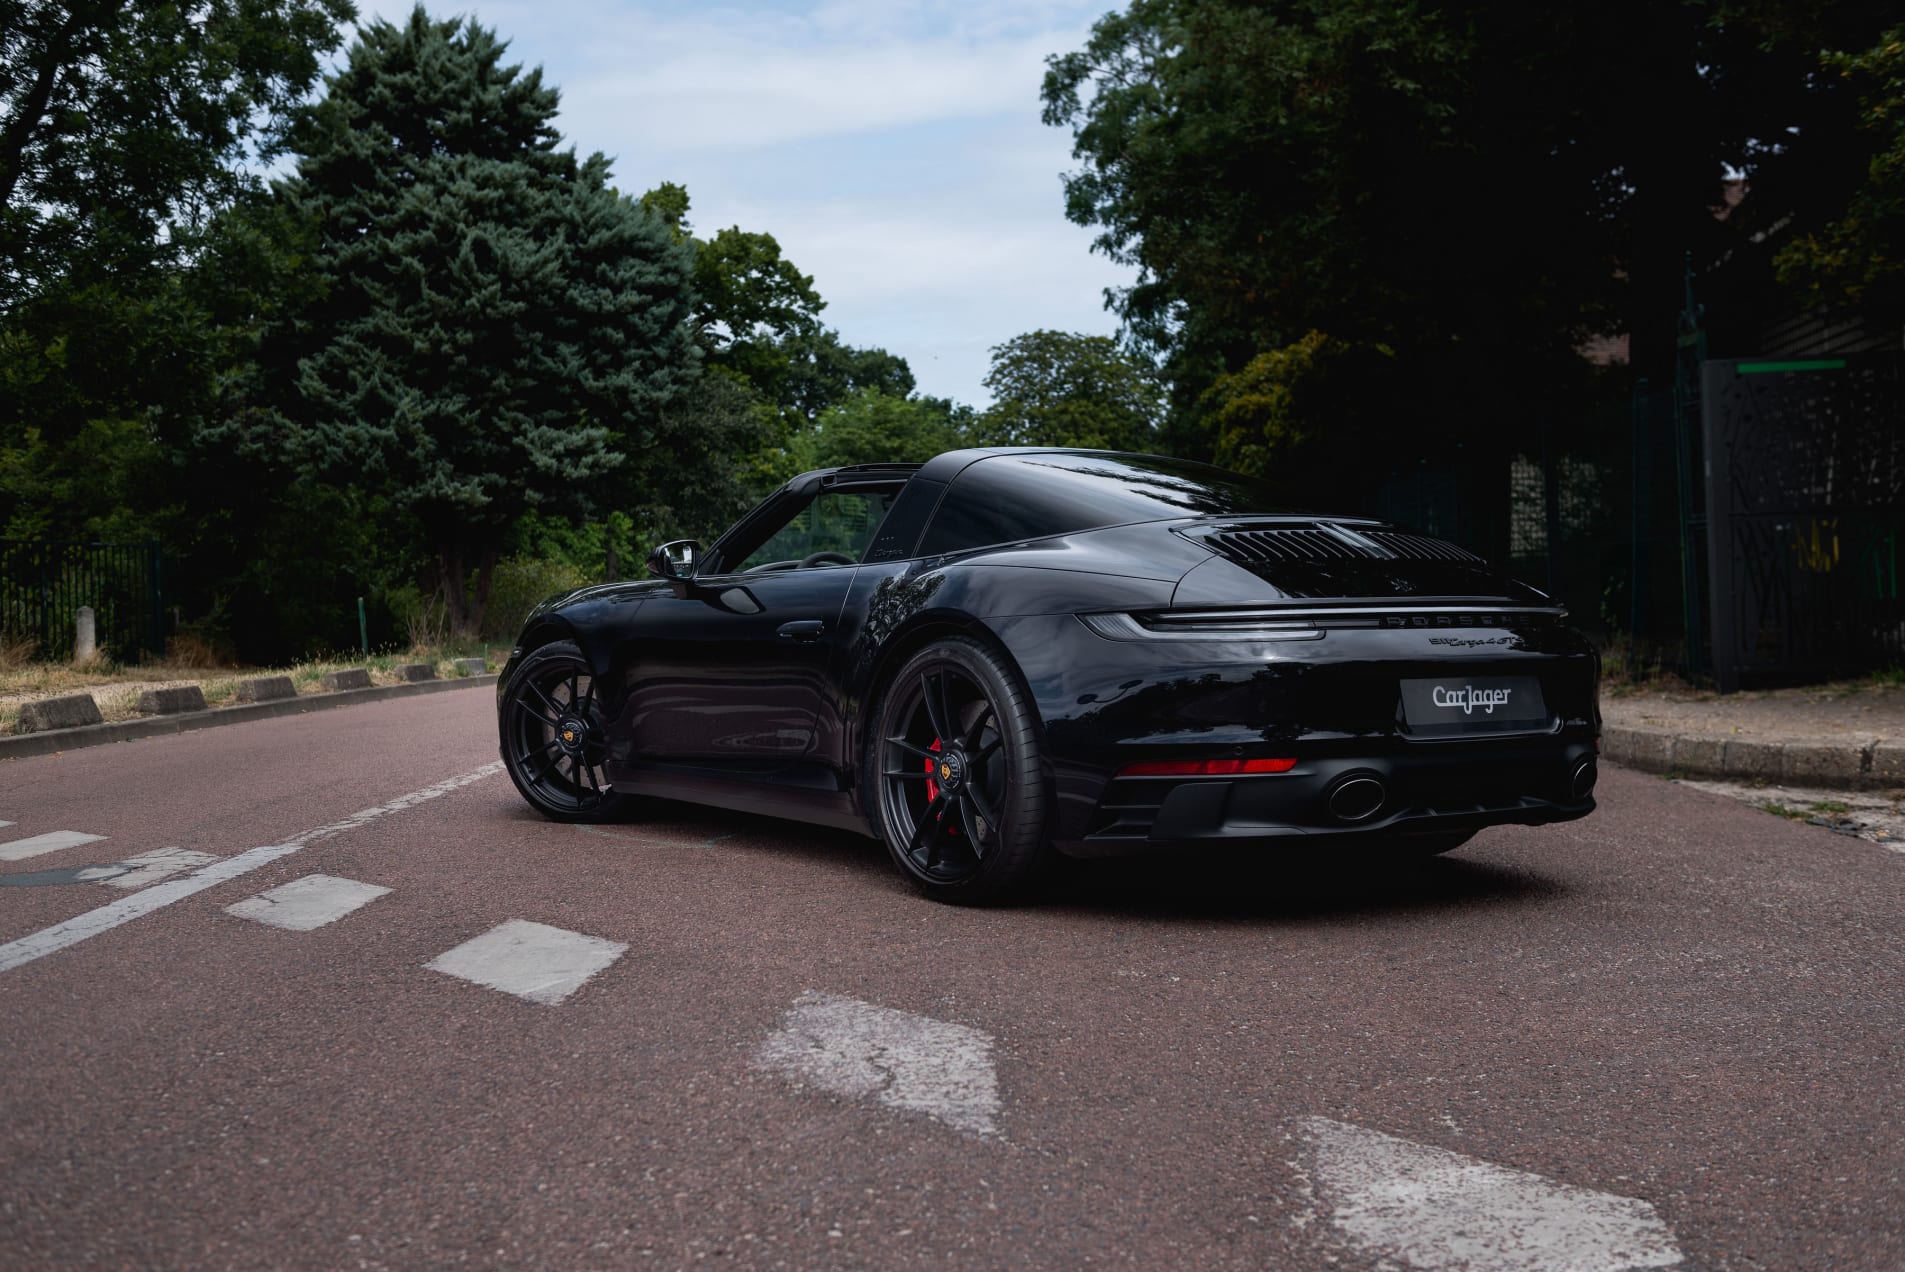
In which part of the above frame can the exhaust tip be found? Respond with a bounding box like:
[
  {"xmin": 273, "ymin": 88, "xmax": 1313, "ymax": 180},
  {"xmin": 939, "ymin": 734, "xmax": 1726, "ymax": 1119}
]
[
  {"xmin": 1327, "ymin": 775, "xmax": 1386, "ymax": 822},
  {"xmin": 1569, "ymin": 758, "xmax": 1598, "ymax": 801}
]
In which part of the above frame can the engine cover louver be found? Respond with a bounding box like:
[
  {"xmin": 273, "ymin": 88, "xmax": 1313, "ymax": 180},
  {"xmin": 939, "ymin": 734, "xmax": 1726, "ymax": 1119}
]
[{"xmin": 1179, "ymin": 521, "xmax": 1482, "ymax": 565}]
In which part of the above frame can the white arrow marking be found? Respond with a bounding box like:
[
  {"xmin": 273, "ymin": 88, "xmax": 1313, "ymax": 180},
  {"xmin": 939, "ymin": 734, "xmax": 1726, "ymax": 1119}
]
[
  {"xmin": 756, "ymin": 990, "xmax": 1000, "ymax": 1137},
  {"xmin": 1295, "ymin": 1118, "xmax": 1682, "ymax": 1271}
]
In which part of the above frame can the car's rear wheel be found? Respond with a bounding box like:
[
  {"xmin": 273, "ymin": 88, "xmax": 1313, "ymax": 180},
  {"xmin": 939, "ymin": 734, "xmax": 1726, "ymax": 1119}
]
[
  {"xmin": 868, "ymin": 637, "xmax": 1050, "ymax": 904},
  {"xmin": 500, "ymin": 640, "xmax": 632, "ymax": 822}
]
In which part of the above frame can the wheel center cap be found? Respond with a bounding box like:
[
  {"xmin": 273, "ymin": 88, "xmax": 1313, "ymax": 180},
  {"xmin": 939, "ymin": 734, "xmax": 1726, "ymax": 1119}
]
[
  {"xmin": 557, "ymin": 717, "xmax": 587, "ymax": 754},
  {"xmin": 937, "ymin": 750, "xmax": 966, "ymax": 792}
]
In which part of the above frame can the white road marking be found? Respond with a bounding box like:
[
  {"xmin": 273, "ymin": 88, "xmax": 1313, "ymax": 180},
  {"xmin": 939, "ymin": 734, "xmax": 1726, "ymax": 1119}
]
[
  {"xmin": 97, "ymin": 848, "xmax": 218, "ymax": 890},
  {"xmin": 0, "ymin": 820, "xmax": 12, "ymax": 828},
  {"xmin": 1295, "ymin": 1117, "xmax": 1683, "ymax": 1271},
  {"xmin": 755, "ymin": 990, "xmax": 1000, "ymax": 1137},
  {"xmin": 226, "ymin": 874, "xmax": 391, "ymax": 931},
  {"xmin": 425, "ymin": 919, "xmax": 627, "ymax": 1005},
  {"xmin": 0, "ymin": 830, "xmax": 107, "ymax": 862},
  {"xmin": 0, "ymin": 762, "xmax": 503, "ymax": 974}
]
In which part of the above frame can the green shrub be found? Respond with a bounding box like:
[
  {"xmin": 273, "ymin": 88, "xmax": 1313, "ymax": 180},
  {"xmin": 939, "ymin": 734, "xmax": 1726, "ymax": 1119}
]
[{"xmin": 483, "ymin": 556, "xmax": 591, "ymax": 641}]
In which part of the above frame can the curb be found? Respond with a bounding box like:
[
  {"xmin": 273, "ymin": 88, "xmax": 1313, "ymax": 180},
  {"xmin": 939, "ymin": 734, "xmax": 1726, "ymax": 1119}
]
[
  {"xmin": 1602, "ymin": 724, "xmax": 1904, "ymax": 790},
  {"xmin": 0, "ymin": 674, "xmax": 498, "ymax": 762}
]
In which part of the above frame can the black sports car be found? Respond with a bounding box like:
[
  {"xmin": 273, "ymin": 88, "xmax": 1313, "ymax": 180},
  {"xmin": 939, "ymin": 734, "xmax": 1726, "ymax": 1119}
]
[{"xmin": 498, "ymin": 449, "xmax": 1599, "ymax": 902}]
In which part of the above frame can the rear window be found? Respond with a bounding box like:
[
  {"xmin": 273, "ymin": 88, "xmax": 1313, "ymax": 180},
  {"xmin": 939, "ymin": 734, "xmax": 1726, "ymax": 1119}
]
[{"xmin": 918, "ymin": 453, "xmax": 1290, "ymax": 556}]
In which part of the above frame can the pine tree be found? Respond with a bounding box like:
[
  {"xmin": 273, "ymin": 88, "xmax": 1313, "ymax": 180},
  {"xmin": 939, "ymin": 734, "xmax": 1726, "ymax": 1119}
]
[{"xmin": 278, "ymin": 6, "xmax": 697, "ymax": 632}]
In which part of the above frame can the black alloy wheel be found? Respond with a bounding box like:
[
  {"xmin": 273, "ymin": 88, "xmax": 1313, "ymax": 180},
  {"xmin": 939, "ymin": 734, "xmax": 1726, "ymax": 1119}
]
[
  {"xmin": 500, "ymin": 640, "xmax": 630, "ymax": 822},
  {"xmin": 870, "ymin": 637, "xmax": 1050, "ymax": 903}
]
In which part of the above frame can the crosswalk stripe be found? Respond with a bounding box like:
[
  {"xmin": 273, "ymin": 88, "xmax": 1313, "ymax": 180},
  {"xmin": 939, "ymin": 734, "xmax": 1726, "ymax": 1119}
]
[
  {"xmin": 0, "ymin": 830, "xmax": 107, "ymax": 862},
  {"xmin": 426, "ymin": 919, "xmax": 627, "ymax": 1005},
  {"xmin": 1295, "ymin": 1117, "xmax": 1683, "ymax": 1271},
  {"xmin": 226, "ymin": 874, "xmax": 392, "ymax": 931},
  {"xmin": 98, "ymin": 848, "xmax": 218, "ymax": 890},
  {"xmin": 0, "ymin": 763, "xmax": 502, "ymax": 974},
  {"xmin": 756, "ymin": 991, "xmax": 1001, "ymax": 1137}
]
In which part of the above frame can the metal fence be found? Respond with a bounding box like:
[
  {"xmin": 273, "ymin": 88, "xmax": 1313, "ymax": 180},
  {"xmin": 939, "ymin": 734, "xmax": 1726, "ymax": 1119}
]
[
  {"xmin": 0, "ymin": 540, "xmax": 165, "ymax": 662},
  {"xmin": 1701, "ymin": 353, "xmax": 1904, "ymax": 691}
]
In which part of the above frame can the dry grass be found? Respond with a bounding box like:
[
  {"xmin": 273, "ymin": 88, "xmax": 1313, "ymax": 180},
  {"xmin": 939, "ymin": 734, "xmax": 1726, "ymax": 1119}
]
[{"xmin": 0, "ymin": 644, "xmax": 510, "ymax": 734}]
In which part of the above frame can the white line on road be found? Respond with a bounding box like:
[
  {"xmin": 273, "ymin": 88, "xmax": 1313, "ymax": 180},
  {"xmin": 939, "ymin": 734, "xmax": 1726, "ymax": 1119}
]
[
  {"xmin": 755, "ymin": 990, "xmax": 1001, "ymax": 1137},
  {"xmin": 1295, "ymin": 1117, "xmax": 1683, "ymax": 1271},
  {"xmin": 0, "ymin": 830, "xmax": 107, "ymax": 862},
  {"xmin": 98, "ymin": 848, "xmax": 218, "ymax": 890},
  {"xmin": 0, "ymin": 762, "xmax": 503, "ymax": 974},
  {"xmin": 226, "ymin": 874, "xmax": 392, "ymax": 931},
  {"xmin": 426, "ymin": 919, "xmax": 627, "ymax": 1005}
]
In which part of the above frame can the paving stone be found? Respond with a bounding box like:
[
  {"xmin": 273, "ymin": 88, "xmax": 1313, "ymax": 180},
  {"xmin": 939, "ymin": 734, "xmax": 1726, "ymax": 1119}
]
[
  {"xmin": 137, "ymin": 685, "xmax": 207, "ymax": 716},
  {"xmin": 1671, "ymin": 735, "xmax": 1725, "ymax": 776},
  {"xmin": 16, "ymin": 693, "xmax": 104, "ymax": 733},
  {"xmin": 395, "ymin": 662, "xmax": 436, "ymax": 682},
  {"xmin": 1781, "ymin": 739, "xmax": 1865, "ymax": 787},
  {"xmin": 453, "ymin": 657, "xmax": 486, "ymax": 676},
  {"xmin": 234, "ymin": 675, "xmax": 296, "ymax": 703},
  {"xmin": 1604, "ymin": 726, "xmax": 1673, "ymax": 770},
  {"xmin": 321, "ymin": 668, "xmax": 372, "ymax": 691},
  {"xmin": 1870, "ymin": 742, "xmax": 1905, "ymax": 789},
  {"xmin": 1724, "ymin": 738, "xmax": 1783, "ymax": 781}
]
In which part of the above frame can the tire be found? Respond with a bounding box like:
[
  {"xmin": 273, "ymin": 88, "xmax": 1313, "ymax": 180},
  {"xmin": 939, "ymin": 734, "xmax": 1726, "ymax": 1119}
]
[
  {"xmin": 499, "ymin": 639, "xmax": 634, "ymax": 823},
  {"xmin": 1391, "ymin": 828, "xmax": 1477, "ymax": 857},
  {"xmin": 865, "ymin": 636, "xmax": 1051, "ymax": 904}
]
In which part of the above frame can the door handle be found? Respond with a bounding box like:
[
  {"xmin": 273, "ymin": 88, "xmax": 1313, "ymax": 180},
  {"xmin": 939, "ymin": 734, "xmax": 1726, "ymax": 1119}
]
[{"xmin": 778, "ymin": 620, "xmax": 826, "ymax": 641}]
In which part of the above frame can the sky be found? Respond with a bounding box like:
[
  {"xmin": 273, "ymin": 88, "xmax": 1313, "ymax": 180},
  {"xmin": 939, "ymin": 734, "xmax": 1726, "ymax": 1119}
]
[{"xmin": 352, "ymin": 0, "xmax": 1135, "ymax": 408}]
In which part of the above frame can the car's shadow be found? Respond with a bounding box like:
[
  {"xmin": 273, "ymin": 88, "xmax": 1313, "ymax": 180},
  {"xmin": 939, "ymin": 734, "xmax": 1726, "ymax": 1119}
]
[
  {"xmin": 569, "ymin": 797, "xmax": 1563, "ymax": 925},
  {"xmin": 1040, "ymin": 849, "xmax": 1561, "ymax": 923}
]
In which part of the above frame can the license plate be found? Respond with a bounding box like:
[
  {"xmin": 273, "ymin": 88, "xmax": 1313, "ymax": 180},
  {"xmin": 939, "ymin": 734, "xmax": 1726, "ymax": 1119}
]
[{"xmin": 1399, "ymin": 676, "xmax": 1548, "ymax": 735}]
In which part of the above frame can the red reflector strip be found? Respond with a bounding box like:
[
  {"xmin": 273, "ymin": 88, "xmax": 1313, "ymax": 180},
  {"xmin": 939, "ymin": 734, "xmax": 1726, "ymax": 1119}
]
[{"xmin": 1116, "ymin": 757, "xmax": 1298, "ymax": 778}]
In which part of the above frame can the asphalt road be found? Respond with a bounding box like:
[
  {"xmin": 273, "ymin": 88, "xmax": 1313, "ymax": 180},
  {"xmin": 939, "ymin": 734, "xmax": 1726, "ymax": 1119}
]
[{"xmin": 1, "ymin": 689, "xmax": 1900, "ymax": 1269}]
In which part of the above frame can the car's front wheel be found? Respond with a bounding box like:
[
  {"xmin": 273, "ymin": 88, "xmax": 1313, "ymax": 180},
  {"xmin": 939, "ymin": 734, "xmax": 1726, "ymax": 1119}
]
[
  {"xmin": 500, "ymin": 639, "xmax": 633, "ymax": 822},
  {"xmin": 867, "ymin": 636, "xmax": 1051, "ymax": 904}
]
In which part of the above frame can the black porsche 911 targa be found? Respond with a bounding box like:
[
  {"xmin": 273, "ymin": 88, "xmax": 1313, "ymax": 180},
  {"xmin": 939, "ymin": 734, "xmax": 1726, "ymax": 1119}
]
[{"xmin": 497, "ymin": 449, "xmax": 1599, "ymax": 902}]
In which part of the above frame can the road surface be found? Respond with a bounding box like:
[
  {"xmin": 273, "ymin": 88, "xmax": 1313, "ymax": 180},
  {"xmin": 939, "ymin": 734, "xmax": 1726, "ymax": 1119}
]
[{"xmin": 1, "ymin": 689, "xmax": 1900, "ymax": 1268}]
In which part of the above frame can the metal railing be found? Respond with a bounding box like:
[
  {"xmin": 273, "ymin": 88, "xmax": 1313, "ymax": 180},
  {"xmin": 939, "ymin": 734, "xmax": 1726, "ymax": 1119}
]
[{"xmin": 0, "ymin": 540, "xmax": 165, "ymax": 662}]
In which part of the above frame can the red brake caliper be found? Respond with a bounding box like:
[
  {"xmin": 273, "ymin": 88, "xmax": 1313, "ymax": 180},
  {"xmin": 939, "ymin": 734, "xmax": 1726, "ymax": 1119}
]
[{"xmin": 925, "ymin": 737, "xmax": 959, "ymax": 835}]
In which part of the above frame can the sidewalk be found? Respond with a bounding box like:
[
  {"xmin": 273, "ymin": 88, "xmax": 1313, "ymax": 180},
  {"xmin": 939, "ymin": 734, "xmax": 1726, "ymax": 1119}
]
[{"xmin": 1600, "ymin": 680, "xmax": 1905, "ymax": 790}]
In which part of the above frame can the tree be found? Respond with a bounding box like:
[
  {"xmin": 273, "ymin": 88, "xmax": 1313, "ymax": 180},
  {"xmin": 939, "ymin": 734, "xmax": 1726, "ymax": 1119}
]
[
  {"xmin": 1776, "ymin": 23, "xmax": 1905, "ymax": 326},
  {"xmin": 794, "ymin": 390, "xmax": 969, "ymax": 470},
  {"xmin": 975, "ymin": 330, "xmax": 1159, "ymax": 451},
  {"xmin": 1041, "ymin": 1, "xmax": 1899, "ymax": 491},
  {"xmin": 633, "ymin": 181, "xmax": 922, "ymax": 489},
  {"xmin": 0, "ymin": 0, "xmax": 353, "ymax": 305},
  {"xmin": 0, "ymin": 0, "xmax": 352, "ymax": 564},
  {"xmin": 275, "ymin": 7, "xmax": 698, "ymax": 634}
]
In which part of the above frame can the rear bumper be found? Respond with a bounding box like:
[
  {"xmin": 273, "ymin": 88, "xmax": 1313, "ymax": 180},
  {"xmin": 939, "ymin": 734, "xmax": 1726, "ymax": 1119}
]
[{"xmin": 1054, "ymin": 732, "xmax": 1598, "ymax": 858}]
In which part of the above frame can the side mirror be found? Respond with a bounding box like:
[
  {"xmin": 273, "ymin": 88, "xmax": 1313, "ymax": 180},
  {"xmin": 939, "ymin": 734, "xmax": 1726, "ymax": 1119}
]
[{"xmin": 646, "ymin": 539, "xmax": 702, "ymax": 582}]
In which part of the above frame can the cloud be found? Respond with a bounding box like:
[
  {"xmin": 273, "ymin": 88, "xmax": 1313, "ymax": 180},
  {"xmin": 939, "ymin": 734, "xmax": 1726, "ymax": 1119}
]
[{"xmin": 349, "ymin": 0, "xmax": 1132, "ymax": 405}]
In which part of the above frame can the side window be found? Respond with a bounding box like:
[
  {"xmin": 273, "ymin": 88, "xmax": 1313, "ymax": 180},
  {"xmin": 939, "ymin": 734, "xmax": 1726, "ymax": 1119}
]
[
  {"xmin": 917, "ymin": 460, "xmax": 1103, "ymax": 555},
  {"xmin": 738, "ymin": 489, "xmax": 894, "ymax": 571}
]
